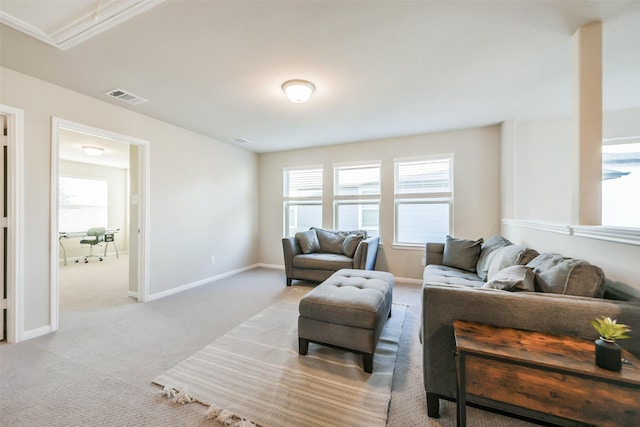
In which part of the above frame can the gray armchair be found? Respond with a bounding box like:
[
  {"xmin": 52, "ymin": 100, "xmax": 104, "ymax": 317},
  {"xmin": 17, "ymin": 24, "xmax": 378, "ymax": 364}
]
[{"xmin": 282, "ymin": 228, "xmax": 380, "ymax": 286}]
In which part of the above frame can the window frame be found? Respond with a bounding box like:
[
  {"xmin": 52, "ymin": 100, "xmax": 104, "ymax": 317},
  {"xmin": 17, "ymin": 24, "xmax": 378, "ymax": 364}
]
[
  {"xmin": 393, "ymin": 154, "xmax": 454, "ymax": 247},
  {"xmin": 332, "ymin": 162, "xmax": 381, "ymax": 236},
  {"xmin": 282, "ymin": 166, "xmax": 323, "ymax": 237},
  {"xmin": 58, "ymin": 175, "xmax": 109, "ymax": 232},
  {"xmin": 601, "ymin": 136, "xmax": 640, "ymax": 229}
]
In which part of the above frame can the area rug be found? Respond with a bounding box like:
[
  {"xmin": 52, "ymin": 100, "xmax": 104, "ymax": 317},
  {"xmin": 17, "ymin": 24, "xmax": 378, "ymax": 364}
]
[{"xmin": 153, "ymin": 297, "xmax": 407, "ymax": 427}]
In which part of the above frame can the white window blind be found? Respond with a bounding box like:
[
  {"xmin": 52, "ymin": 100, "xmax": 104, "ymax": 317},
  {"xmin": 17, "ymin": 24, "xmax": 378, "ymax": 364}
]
[
  {"xmin": 59, "ymin": 176, "xmax": 108, "ymax": 232},
  {"xmin": 284, "ymin": 168, "xmax": 323, "ymax": 198},
  {"xmin": 396, "ymin": 158, "xmax": 451, "ymax": 195},
  {"xmin": 335, "ymin": 164, "xmax": 381, "ymax": 196}
]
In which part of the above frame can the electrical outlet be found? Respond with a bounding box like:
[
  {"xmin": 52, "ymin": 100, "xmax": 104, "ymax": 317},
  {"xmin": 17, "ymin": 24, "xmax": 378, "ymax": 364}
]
[
  {"xmin": 421, "ymin": 257, "xmax": 426, "ymax": 266},
  {"xmin": 210, "ymin": 256, "xmax": 216, "ymax": 264}
]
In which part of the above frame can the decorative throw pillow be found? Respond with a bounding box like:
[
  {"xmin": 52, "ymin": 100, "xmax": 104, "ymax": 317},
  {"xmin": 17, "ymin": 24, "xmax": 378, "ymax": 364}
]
[
  {"xmin": 312, "ymin": 227, "xmax": 367, "ymax": 254},
  {"xmin": 531, "ymin": 254, "xmax": 606, "ymax": 297},
  {"xmin": 312, "ymin": 228, "xmax": 347, "ymax": 254},
  {"xmin": 486, "ymin": 244, "xmax": 527, "ymax": 281},
  {"xmin": 342, "ymin": 234, "xmax": 364, "ymax": 257},
  {"xmin": 442, "ymin": 235, "xmax": 483, "ymax": 273},
  {"xmin": 295, "ymin": 230, "xmax": 320, "ymax": 254},
  {"xmin": 483, "ymin": 265, "xmax": 535, "ymax": 292},
  {"xmin": 475, "ymin": 236, "xmax": 512, "ymax": 281}
]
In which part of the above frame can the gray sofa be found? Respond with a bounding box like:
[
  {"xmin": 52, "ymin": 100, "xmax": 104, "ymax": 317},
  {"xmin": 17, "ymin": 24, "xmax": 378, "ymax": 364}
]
[
  {"xmin": 282, "ymin": 227, "xmax": 380, "ymax": 286},
  {"xmin": 421, "ymin": 235, "xmax": 640, "ymax": 421}
]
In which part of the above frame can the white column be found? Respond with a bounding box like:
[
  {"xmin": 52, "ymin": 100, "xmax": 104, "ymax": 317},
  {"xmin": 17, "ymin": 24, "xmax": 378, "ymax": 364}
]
[{"xmin": 572, "ymin": 21, "xmax": 602, "ymax": 225}]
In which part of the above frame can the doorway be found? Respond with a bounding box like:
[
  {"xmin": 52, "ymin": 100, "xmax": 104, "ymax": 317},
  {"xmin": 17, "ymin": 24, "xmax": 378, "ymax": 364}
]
[
  {"xmin": 50, "ymin": 119, "xmax": 149, "ymax": 332},
  {"xmin": 0, "ymin": 104, "xmax": 24, "ymax": 344}
]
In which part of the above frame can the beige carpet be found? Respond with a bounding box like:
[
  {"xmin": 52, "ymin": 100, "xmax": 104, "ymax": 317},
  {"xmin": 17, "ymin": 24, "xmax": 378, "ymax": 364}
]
[
  {"xmin": 154, "ymin": 292, "xmax": 407, "ymax": 427},
  {"xmin": 1, "ymin": 260, "xmax": 539, "ymax": 426}
]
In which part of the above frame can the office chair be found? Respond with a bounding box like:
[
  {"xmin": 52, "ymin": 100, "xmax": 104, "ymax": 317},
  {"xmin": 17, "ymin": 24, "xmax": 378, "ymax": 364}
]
[{"xmin": 76, "ymin": 227, "xmax": 106, "ymax": 263}]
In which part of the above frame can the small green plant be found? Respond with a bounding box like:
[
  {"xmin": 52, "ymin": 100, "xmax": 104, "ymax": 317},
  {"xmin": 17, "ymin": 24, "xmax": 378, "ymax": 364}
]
[{"xmin": 591, "ymin": 316, "xmax": 631, "ymax": 341}]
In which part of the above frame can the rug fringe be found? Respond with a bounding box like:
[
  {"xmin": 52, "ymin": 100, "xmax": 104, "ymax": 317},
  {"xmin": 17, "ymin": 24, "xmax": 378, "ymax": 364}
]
[
  {"xmin": 205, "ymin": 404, "xmax": 258, "ymax": 426},
  {"xmin": 173, "ymin": 387, "xmax": 195, "ymax": 405},
  {"xmin": 159, "ymin": 386, "xmax": 195, "ymax": 405},
  {"xmin": 159, "ymin": 385, "xmax": 176, "ymax": 398}
]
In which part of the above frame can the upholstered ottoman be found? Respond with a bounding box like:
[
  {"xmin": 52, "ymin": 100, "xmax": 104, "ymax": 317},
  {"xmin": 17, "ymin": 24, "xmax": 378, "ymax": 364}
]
[{"xmin": 298, "ymin": 268, "xmax": 395, "ymax": 373}]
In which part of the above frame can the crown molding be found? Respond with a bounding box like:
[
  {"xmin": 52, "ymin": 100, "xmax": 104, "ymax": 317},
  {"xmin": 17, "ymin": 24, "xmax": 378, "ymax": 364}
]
[{"xmin": 0, "ymin": 0, "xmax": 164, "ymax": 51}]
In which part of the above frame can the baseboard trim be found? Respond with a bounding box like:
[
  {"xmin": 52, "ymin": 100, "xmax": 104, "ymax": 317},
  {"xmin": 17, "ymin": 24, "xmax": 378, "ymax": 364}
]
[
  {"xmin": 394, "ymin": 276, "xmax": 422, "ymax": 285},
  {"xmin": 22, "ymin": 325, "xmax": 52, "ymax": 341},
  {"xmin": 127, "ymin": 290, "xmax": 138, "ymax": 299},
  {"xmin": 147, "ymin": 264, "xmax": 259, "ymax": 301},
  {"xmin": 256, "ymin": 263, "xmax": 284, "ymax": 270}
]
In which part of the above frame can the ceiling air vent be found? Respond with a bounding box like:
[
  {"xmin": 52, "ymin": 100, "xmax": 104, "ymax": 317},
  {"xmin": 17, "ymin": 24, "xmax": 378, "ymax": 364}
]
[{"xmin": 104, "ymin": 88, "xmax": 148, "ymax": 105}]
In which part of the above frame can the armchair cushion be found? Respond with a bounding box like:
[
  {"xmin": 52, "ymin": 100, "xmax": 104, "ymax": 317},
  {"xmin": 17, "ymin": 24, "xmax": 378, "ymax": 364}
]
[
  {"xmin": 442, "ymin": 235, "xmax": 482, "ymax": 273},
  {"xmin": 312, "ymin": 227, "xmax": 367, "ymax": 255},
  {"xmin": 342, "ymin": 234, "xmax": 364, "ymax": 257},
  {"xmin": 295, "ymin": 230, "xmax": 320, "ymax": 254}
]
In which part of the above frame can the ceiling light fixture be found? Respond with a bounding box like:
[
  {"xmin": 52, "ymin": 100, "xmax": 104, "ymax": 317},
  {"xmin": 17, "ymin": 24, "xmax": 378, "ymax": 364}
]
[
  {"xmin": 282, "ymin": 79, "xmax": 316, "ymax": 103},
  {"xmin": 82, "ymin": 146, "xmax": 104, "ymax": 156}
]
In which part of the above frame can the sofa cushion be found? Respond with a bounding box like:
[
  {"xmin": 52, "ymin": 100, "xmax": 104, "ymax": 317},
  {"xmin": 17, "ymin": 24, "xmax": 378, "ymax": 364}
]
[
  {"xmin": 312, "ymin": 228, "xmax": 367, "ymax": 255},
  {"xmin": 423, "ymin": 264, "xmax": 485, "ymax": 288},
  {"xmin": 476, "ymin": 236, "xmax": 512, "ymax": 281},
  {"xmin": 483, "ymin": 265, "xmax": 535, "ymax": 292},
  {"xmin": 342, "ymin": 234, "xmax": 364, "ymax": 257},
  {"xmin": 527, "ymin": 253, "xmax": 606, "ymax": 298},
  {"xmin": 293, "ymin": 253, "xmax": 354, "ymax": 271},
  {"xmin": 442, "ymin": 235, "xmax": 483, "ymax": 273},
  {"xmin": 487, "ymin": 245, "xmax": 539, "ymax": 281},
  {"xmin": 295, "ymin": 230, "xmax": 320, "ymax": 254}
]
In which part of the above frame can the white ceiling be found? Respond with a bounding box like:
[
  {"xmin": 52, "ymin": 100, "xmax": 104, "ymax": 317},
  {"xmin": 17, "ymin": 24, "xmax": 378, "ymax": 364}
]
[
  {"xmin": 59, "ymin": 128, "xmax": 130, "ymax": 169},
  {"xmin": 1, "ymin": 0, "xmax": 639, "ymax": 153}
]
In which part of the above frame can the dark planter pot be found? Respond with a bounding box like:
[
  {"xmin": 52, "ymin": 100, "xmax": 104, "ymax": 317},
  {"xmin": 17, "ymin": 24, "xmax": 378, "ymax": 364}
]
[{"xmin": 595, "ymin": 338, "xmax": 622, "ymax": 371}]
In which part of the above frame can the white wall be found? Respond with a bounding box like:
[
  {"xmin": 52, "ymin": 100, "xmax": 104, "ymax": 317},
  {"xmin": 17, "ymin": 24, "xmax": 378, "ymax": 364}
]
[
  {"xmin": 58, "ymin": 160, "xmax": 129, "ymax": 260},
  {"xmin": 258, "ymin": 125, "xmax": 501, "ymax": 281},
  {"xmin": 501, "ymin": 107, "xmax": 640, "ymax": 297},
  {"xmin": 0, "ymin": 67, "xmax": 259, "ymax": 333}
]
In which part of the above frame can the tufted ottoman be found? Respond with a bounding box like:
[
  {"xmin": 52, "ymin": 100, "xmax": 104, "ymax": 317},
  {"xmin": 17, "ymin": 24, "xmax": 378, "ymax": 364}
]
[{"xmin": 298, "ymin": 268, "xmax": 395, "ymax": 373}]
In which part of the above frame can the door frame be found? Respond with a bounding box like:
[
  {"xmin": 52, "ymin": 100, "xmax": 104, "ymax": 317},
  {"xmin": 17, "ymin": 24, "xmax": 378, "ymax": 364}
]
[
  {"xmin": 50, "ymin": 118, "xmax": 150, "ymax": 331},
  {"xmin": 0, "ymin": 104, "xmax": 24, "ymax": 343}
]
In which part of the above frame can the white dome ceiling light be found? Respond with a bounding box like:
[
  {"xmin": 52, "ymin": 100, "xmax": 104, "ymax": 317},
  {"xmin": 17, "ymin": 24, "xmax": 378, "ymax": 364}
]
[
  {"xmin": 82, "ymin": 146, "xmax": 104, "ymax": 156},
  {"xmin": 282, "ymin": 79, "xmax": 316, "ymax": 103}
]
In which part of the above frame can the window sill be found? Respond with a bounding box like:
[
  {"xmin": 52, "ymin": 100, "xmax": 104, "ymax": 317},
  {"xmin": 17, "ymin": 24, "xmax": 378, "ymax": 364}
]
[
  {"xmin": 502, "ymin": 219, "xmax": 640, "ymax": 246},
  {"xmin": 391, "ymin": 243, "xmax": 425, "ymax": 251}
]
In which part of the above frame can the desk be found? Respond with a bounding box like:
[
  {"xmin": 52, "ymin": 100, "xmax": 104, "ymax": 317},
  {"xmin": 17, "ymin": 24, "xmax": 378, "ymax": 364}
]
[
  {"xmin": 59, "ymin": 229, "xmax": 120, "ymax": 265},
  {"xmin": 454, "ymin": 320, "xmax": 640, "ymax": 427}
]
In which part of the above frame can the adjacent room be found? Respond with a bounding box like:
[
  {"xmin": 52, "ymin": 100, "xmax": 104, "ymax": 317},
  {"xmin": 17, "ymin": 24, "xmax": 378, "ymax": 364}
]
[{"xmin": 1, "ymin": 1, "xmax": 639, "ymax": 426}]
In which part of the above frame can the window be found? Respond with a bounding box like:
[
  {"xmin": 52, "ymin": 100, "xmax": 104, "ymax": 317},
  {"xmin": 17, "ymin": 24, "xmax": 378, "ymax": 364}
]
[
  {"xmin": 59, "ymin": 176, "xmax": 108, "ymax": 232},
  {"xmin": 602, "ymin": 139, "xmax": 640, "ymax": 228},
  {"xmin": 334, "ymin": 163, "xmax": 380, "ymax": 237},
  {"xmin": 283, "ymin": 167, "xmax": 323, "ymax": 236},
  {"xmin": 394, "ymin": 155, "xmax": 453, "ymax": 245}
]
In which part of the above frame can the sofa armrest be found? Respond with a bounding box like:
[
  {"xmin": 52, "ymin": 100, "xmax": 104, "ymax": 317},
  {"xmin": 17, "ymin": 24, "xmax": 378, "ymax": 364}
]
[
  {"xmin": 353, "ymin": 236, "xmax": 380, "ymax": 270},
  {"xmin": 282, "ymin": 237, "xmax": 301, "ymax": 284},
  {"xmin": 422, "ymin": 284, "xmax": 640, "ymax": 402},
  {"xmin": 425, "ymin": 242, "xmax": 445, "ymax": 266}
]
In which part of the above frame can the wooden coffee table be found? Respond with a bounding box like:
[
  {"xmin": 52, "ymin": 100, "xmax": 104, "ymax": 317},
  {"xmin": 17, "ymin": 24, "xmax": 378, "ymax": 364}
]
[{"xmin": 453, "ymin": 320, "xmax": 640, "ymax": 427}]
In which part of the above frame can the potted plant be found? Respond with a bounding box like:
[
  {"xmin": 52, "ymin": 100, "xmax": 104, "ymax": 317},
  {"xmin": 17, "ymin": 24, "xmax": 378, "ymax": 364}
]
[{"xmin": 591, "ymin": 316, "xmax": 632, "ymax": 371}]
